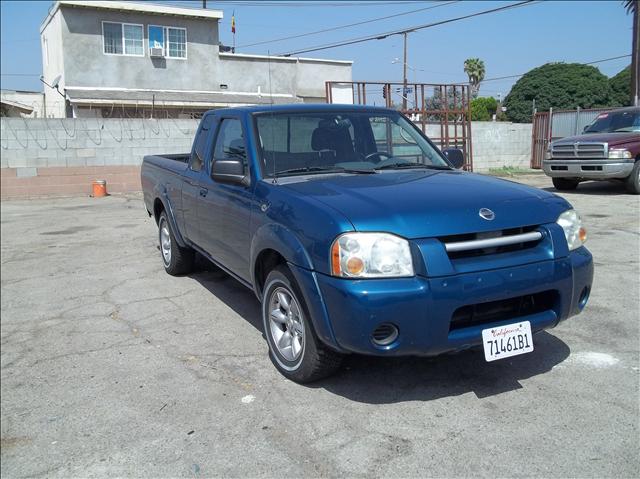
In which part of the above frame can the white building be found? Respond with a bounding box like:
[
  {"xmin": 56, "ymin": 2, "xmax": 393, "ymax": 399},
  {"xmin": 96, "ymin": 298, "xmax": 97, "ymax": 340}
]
[{"xmin": 40, "ymin": 0, "xmax": 353, "ymax": 118}]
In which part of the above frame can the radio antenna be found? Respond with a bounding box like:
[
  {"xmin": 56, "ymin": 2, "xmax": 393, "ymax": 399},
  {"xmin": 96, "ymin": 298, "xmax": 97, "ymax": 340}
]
[{"xmin": 267, "ymin": 50, "xmax": 277, "ymax": 184}]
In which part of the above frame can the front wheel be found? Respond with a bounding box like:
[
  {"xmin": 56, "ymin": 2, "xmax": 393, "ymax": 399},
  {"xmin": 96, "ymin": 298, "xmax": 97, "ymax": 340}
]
[
  {"xmin": 625, "ymin": 161, "xmax": 640, "ymax": 194},
  {"xmin": 262, "ymin": 266, "xmax": 343, "ymax": 383},
  {"xmin": 552, "ymin": 177, "xmax": 580, "ymax": 191}
]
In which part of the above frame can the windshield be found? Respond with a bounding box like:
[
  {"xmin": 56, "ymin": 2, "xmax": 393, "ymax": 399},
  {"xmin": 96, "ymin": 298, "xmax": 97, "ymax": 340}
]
[
  {"xmin": 255, "ymin": 111, "xmax": 449, "ymax": 177},
  {"xmin": 584, "ymin": 110, "xmax": 640, "ymax": 133}
]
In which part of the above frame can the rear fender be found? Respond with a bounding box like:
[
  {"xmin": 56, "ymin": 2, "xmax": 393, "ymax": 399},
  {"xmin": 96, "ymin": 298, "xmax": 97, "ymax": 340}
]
[{"xmin": 155, "ymin": 185, "xmax": 187, "ymax": 248}]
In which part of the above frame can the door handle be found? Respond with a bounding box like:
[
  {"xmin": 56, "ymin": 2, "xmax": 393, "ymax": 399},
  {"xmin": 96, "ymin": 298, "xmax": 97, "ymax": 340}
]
[{"xmin": 199, "ymin": 188, "xmax": 208, "ymax": 197}]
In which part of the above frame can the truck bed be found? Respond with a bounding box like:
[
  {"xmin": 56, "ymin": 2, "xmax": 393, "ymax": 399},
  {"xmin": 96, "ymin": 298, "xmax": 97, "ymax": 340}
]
[{"xmin": 141, "ymin": 153, "xmax": 191, "ymax": 223}]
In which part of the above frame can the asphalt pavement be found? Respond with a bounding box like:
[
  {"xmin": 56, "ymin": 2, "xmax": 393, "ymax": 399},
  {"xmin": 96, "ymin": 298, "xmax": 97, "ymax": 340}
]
[{"xmin": 1, "ymin": 175, "xmax": 638, "ymax": 478}]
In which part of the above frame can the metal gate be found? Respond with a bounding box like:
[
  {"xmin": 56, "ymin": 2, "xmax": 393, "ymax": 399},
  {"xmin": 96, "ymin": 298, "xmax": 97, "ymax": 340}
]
[
  {"xmin": 530, "ymin": 107, "xmax": 612, "ymax": 168},
  {"xmin": 531, "ymin": 111, "xmax": 551, "ymax": 169},
  {"xmin": 326, "ymin": 81, "xmax": 473, "ymax": 171}
]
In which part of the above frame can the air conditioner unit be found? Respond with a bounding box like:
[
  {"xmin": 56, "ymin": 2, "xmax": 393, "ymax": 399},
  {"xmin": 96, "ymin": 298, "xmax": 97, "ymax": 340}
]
[{"xmin": 150, "ymin": 47, "xmax": 164, "ymax": 58}]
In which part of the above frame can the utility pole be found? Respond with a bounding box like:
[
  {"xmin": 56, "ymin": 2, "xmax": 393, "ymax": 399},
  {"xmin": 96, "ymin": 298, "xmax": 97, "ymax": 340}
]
[
  {"xmin": 402, "ymin": 32, "xmax": 408, "ymax": 111},
  {"xmin": 632, "ymin": 0, "xmax": 639, "ymax": 106}
]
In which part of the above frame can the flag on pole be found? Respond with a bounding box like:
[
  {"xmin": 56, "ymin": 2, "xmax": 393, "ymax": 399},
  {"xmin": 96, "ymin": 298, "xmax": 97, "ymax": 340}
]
[{"xmin": 231, "ymin": 12, "xmax": 236, "ymax": 34}]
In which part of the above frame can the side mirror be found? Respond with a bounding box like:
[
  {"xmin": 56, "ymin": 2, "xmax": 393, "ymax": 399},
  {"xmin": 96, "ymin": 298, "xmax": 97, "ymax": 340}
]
[
  {"xmin": 442, "ymin": 148, "xmax": 465, "ymax": 169},
  {"xmin": 212, "ymin": 159, "xmax": 249, "ymax": 186},
  {"xmin": 582, "ymin": 124, "xmax": 590, "ymax": 133}
]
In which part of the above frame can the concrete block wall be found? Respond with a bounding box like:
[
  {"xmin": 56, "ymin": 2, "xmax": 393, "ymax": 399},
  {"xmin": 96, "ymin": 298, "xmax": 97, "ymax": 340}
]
[
  {"xmin": 1, "ymin": 118, "xmax": 198, "ymax": 198},
  {"xmin": 1, "ymin": 118, "xmax": 534, "ymax": 198},
  {"xmin": 414, "ymin": 121, "xmax": 533, "ymax": 171},
  {"xmin": 1, "ymin": 118, "xmax": 198, "ymax": 169},
  {"xmin": 470, "ymin": 122, "xmax": 533, "ymax": 171}
]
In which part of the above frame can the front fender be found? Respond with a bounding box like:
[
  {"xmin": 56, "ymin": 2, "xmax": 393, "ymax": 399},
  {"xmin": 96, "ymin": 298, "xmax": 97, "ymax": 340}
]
[
  {"xmin": 250, "ymin": 223, "xmax": 314, "ymax": 279},
  {"xmin": 250, "ymin": 224, "xmax": 342, "ymax": 351}
]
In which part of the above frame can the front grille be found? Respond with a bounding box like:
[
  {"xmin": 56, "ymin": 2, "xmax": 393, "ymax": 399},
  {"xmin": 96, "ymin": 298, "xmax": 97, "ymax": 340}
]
[
  {"xmin": 551, "ymin": 142, "xmax": 607, "ymax": 159},
  {"xmin": 440, "ymin": 225, "xmax": 541, "ymax": 259},
  {"xmin": 449, "ymin": 290, "xmax": 558, "ymax": 331}
]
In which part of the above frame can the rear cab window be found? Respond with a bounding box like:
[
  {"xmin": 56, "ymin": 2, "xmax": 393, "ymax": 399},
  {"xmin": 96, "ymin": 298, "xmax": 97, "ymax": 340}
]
[{"xmin": 190, "ymin": 114, "xmax": 215, "ymax": 172}]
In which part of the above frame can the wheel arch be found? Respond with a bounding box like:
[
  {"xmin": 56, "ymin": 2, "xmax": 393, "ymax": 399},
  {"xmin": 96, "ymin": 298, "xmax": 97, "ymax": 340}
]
[
  {"xmin": 250, "ymin": 223, "xmax": 314, "ymax": 298},
  {"xmin": 151, "ymin": 187, "xmax": 187, "ymax": 247}
]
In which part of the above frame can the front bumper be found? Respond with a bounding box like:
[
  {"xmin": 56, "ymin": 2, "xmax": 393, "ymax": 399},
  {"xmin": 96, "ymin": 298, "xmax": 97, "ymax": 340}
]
[
  {"xmin": 543, "ymin": 159, "xmax": 634, "ymax": 179},
  {"xmin": 291, "ymin": 247, "xmax": 593, "ymax": 357}
]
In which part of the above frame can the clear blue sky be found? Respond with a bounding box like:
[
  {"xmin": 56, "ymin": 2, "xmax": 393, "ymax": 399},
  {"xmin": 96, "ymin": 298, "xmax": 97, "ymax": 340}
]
[{"xmin": 0, "ymin": 0, "xmax": 633, "ymax": 98}]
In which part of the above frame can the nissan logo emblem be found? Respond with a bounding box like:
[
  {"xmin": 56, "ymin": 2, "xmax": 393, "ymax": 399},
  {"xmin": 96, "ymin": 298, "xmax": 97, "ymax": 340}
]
[{"xmin": 479, "ymin": 208, "xmax": 495, "ymax": 221}]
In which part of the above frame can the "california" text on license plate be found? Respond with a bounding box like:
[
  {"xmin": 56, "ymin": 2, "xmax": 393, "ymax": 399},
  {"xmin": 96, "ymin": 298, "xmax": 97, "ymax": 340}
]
[{"xmin": 482, "ymin": 321, "xmax": 534, "ymax": 362}]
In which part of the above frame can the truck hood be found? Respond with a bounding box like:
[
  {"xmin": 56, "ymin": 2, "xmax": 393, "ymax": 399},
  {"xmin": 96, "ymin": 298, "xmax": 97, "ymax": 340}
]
[
  {"xmin": 280, "ymin": 170, "xmax": 569, "ymax": 239},
  {"xmin": 554, "ymin": 132, "xmax": 639, "ymax": 146}
]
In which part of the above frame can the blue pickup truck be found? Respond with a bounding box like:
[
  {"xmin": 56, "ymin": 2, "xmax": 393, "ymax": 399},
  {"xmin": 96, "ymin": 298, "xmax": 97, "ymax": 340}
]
[{"xmin": 141, "ymin": 104, "xmax": 593, "ymax": 383}]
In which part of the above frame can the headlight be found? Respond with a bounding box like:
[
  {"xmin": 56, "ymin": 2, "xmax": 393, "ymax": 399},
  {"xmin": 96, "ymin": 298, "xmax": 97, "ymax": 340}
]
[
  {"xmin": 608, "ymin": 148, "xmax": 632, "ymax": 159},
  {"xmin": 556, "ymin": 209, "xmax": 587, "ymax": 251},
  {"xmin": 545, "ymin": 145, "xmax": 552, "ymax": 160},
  {"xmin": 330, "ymin": 232, "xmax": 414, "ymax": 278}
]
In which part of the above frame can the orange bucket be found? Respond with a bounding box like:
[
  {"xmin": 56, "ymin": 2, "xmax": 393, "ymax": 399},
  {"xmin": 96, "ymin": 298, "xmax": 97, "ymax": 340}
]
[{"xmin": 92, "ymin": 179, "xmax": 107, "ymax": 197}]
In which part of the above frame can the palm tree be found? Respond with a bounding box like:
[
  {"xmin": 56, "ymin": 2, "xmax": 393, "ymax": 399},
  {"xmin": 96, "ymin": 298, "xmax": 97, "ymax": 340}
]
[
  {"xmin": 624, "ymin": 0, "xmax": 639, "ymax": 105},
  {"xmin": 464, "ymin": 58, "xmax": 486, "ymax": 98}
]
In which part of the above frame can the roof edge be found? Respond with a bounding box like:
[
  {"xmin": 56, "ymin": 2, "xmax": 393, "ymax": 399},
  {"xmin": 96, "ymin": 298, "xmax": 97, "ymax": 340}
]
[{"xmin": 42, "ymin": 0, "xmax": 223, "ymax": 32}]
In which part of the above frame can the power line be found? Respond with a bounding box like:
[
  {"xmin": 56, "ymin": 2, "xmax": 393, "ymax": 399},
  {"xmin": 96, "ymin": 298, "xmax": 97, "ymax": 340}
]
[
  {"xmin": 278, "ymin": 0, "xmax": 539, "ymax": 56},
  {"xmin": 210, "ymin": 1, "xmax": 436, "ymax": 6},
  {"xmin": 482, "ymin": 54, "xmax": 632, "ymax": 83},
  {"xmin": 0, "ymin": 73, "xmax": 41, "ymax": 77},
  {"xmin": 236, "ymin": 1, "xmax": 459, "ymax": 49}
]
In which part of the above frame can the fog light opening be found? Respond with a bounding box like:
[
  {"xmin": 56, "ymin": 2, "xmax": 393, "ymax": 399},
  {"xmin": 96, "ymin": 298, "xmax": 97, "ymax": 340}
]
[
  {"xmin": 371, "ymin": 323, "xmax": 399, "ymax": 346},
  {"xmin": 578, "ymin": 287, "xmax": 590, "ymax": 310}
]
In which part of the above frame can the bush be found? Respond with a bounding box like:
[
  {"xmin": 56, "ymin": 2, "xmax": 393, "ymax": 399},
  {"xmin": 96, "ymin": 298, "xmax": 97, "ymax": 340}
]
[
  {"xmin": 470, "ymin": 97, "xmax": 498, "ymax": 121},
  {"xmin": 609, "ymin": 66, "xmax": 631, "ymax": 107},
  {"xmin": 503, "ymin": 63, "xmax": 612, "ymax": 123}
]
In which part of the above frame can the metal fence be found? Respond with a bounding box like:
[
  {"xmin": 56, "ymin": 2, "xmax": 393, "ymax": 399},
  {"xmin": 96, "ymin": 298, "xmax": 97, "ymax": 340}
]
[
  {"xmin": 530, "ymin": 107, "xmax": 612, "ymax": 168},
  {"xmin": 325, "ymin": 81, "xmax": 473, "ymax": 171}
]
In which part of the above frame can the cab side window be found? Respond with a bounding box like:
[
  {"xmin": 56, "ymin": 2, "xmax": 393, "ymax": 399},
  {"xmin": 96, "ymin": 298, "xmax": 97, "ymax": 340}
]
[
  {"xmin": 191, "ymin": 115, "xmax": 214, "ymax": 172},
  {"xmin": 213, "ymin": 119, "xmax": 247, "ymax": 172}
]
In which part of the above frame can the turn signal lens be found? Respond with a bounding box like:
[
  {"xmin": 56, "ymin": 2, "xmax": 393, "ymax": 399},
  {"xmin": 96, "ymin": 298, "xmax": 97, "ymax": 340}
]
[
  {"xmin": 346, "ymin": 256, "xmax": 365, "ymax": 275},
  {"xmin": 579, "ymin": 227, "xmax": 587, "ymax": 243}
]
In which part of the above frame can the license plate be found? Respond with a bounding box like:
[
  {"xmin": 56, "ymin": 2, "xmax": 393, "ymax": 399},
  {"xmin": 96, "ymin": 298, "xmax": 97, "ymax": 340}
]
[{"xmin": 482, "ymin": 321, "xmax": 533, "ymax": 362}]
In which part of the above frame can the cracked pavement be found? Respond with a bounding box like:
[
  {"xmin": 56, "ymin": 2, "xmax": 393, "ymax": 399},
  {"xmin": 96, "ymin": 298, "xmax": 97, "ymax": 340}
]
[{"xmin": 1, "ymin": 176, "xmax": 638, "ymax": 478}]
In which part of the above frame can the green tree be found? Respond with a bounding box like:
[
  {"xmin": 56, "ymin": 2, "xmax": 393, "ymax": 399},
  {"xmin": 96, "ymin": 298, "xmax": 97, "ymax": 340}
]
[
  {"xmin": 503, "ymin": 63, "xmax": 612, "ymax": 123},
  {"xmin": 470, "ymin": 97, "xmax": 498, "ymax": 121},
  {"xmin": 464, "ymin": 58, "xmax": 485, "ymax": 98},
  {"xmin": 609, "ymin": 66, "xmax": 631, "ymax": 106}
]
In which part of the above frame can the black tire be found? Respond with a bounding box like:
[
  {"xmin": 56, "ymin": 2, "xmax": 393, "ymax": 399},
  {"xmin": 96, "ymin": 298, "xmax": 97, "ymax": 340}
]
[
  {"xmin": 552, "ymin": 177, "xmax": 580, "ymax": 191},
  {"xmin": 158, "ymin": 211, "xmax": 194, "ymax": 275},
  {"xmin": 262, "ymin": 265, "xmax": 343, "ymax": 383},
  {"xmin": 625, "ymin": 160, "xmax": 640, "ymax": 194}
]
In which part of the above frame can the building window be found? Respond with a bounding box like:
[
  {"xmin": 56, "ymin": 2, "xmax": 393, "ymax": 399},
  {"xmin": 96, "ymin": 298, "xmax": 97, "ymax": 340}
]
[
  {"xmin": 102, "ymin": 22, "xmax": 144, "ymax": 56},
  {"xmin": 148, "ymin": 25, "xmax": 187, "ymax": 59}
]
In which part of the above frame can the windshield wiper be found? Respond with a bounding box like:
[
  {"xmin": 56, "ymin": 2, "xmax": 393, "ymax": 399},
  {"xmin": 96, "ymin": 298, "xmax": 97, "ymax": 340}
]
[
  {"xmin": 375, "ymin": 162, "xmax": 451, "ymax": 171},
  {"xmin": 276, "ymin": 165, "xmax": 377, "ymax": 176}
]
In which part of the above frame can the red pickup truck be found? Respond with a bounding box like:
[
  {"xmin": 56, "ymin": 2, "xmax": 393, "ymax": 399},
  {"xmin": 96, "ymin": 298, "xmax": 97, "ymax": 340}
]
[{"xmin": 543, "ymin": 107, "xmax": 640, "ymax": 194}]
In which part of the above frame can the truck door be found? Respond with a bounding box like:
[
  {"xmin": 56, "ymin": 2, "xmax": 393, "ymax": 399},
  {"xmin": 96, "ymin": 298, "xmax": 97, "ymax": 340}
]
[
  {"xmin": 181, "ymin": 114, "xmax": 216, "ymax": 247},
  {"xmin": 197, "ymin": 117, "xmax": 254, "ymax": 282}
]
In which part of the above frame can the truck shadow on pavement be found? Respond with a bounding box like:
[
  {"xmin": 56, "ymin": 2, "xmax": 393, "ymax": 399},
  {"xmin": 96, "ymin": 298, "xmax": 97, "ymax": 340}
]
[
  {"xmin": 190, "ymin": 258, "xmax": 571, "ymax": 403},
  {"xmin": 543, "ymin": 181, "xmax": 629, "ymax": 196}
]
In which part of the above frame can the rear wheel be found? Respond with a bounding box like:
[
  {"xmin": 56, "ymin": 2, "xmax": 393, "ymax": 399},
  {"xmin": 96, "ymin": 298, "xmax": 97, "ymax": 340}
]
[
  {"xmin": 625, "ymin": 161, "xmax": 640, "ymax": 194},
  {"xmin": 552, "ymin": 177, "xmax": 580, "ymax": 191},
  {"xmin": 262, "ymin": 265, "xmax": 343, "ymax": 383},
  {"xmin": 158, "ymin": 211, "xmax": 194, "ymax": 275}
]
